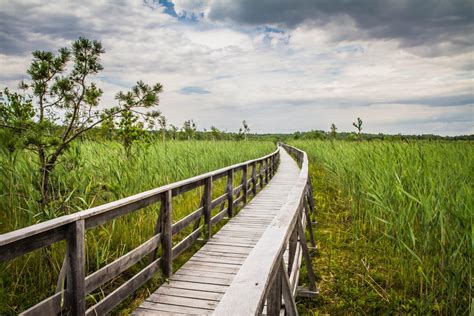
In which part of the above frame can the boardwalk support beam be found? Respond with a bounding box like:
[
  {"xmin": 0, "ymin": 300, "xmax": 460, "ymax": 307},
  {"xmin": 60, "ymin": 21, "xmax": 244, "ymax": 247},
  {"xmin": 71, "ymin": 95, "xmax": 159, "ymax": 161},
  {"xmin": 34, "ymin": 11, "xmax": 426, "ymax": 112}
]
[{"xmin": 160, "ymin": 191, "xmax": 172, "ymax": 277}]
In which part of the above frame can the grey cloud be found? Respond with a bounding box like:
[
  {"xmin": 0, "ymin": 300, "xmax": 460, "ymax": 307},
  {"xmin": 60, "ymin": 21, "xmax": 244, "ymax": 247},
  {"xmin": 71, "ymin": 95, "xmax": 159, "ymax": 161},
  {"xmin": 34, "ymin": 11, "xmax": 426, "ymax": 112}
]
[
  {"xmin": 0, "ymin": 8, "xmax": 95, "ymax": 55},
  {"xmin": 388, "ymin": 94, "xmax": 474, "ymax": 107},
  {"xmin": 207, "ymin": 0, "xmax": 474, "ymax": 55}
]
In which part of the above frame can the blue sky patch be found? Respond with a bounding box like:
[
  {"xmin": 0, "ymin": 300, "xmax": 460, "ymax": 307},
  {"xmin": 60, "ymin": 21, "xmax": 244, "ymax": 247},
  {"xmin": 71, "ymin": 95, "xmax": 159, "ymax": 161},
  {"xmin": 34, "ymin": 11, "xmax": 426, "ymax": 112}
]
[{"xmin": 178, "ymin": 86, "xmax": 211, "ymax": 95}]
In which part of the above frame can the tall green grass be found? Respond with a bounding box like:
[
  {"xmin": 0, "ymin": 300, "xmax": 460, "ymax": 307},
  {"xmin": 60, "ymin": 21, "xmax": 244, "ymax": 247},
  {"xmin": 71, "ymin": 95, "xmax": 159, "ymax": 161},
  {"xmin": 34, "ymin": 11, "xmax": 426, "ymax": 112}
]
[
  {"xmin": 0, "ymin": 140, "xmax": 275, "ymax": 314},
  {"xmin": 290, "ymin": 140, "xmax": 473, "ymax": 313}
]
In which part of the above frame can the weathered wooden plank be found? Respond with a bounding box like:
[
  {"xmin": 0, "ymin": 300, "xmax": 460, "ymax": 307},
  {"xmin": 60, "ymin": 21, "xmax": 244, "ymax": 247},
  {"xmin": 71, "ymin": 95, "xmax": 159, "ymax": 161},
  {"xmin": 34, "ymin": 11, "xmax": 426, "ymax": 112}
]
[
  {"xmin": 188, "ymin": 258, "xmax": 241, "ymax": 268},
  {"xmin": 86, "ymin": 258, "xmax": 162, "ymax": 316},
  {"xmin": 242, "ymin": 164, "xmax": 248, "ymax": 205},
  {"xmin": 149, "ymin": 202, "xmax": 163, "ymax": 263},
  {"xmin": 161, "ymin": 190, "xmax": 173, "ymax": 277},
  {"xmin": 133, "ymin": 306, "xmax": 182, "ymax": 315},
  {"xmin": 172, "ymin": 228, "xmax": 201, "ymax": 259},
  {"xmin": 170, "ymin": 274, "xmax": 232, "ymax": 286},
  {"xmin": 139, "ymin": 301, "xmax": 213, "ymax": 314},
  {"xmin": 156, "ymin": 286, "xmax": 224, "ymax": 301},
  {"xmin": 200, "ymin": 244, "xmax": 253, "ymax": 254},
  {"xmin": 210, "ymin": 207, "xmax": 228, "ymax": 225},
  {"xmin": 204, "ymin": 176, "xmax": 212, "ymax": 239},
  {"xmin": 20, "ymin": 292, "xmax": 63, "ymax": 316},
  {"xmin": 84, "ymin": 193, "xmax": 162, "ymax": 229},
  {"xmin": 67, "ymin": 220, "xmax": 85, "ymax": 315},
  {"xmin": 172, "ymin": 207, "xmax": 203, "ymax": 235},
  {"xmin": 86, "ymin": 233, "xmax": 161, "ymax": 293},
  {"xmin": 233, "ymin": 195, "xmax": 244, "ymax": 207},
  {"xmin": 226, "ymin": 169, "xmax": 234, "ymax": 218},
  {"xmin": 181, "ymin": 262, "xmax": 239, "ymax": 273},
  {"xmin": 163, "ymin": 280, "xmax": 229, "ymax": 293},
  {"xmin": 267, "ymin": 260, "xmax": 282, "ymax": 316},
  {"xmin": 297, "ymin": 216, "xmax": 317, "ymax": 292},
  {"xmin": 0, "ymin": 225, "xmax": 68, "ymax": 262},
  {"xmin": 210, "ymin": 193, "xmax": 227, "ymax": 210},
  {"xmin": 191, "ymin": 254, "xmax": 246, "ymax": 265},
  {"xmin": 194, "ymin": 251, "xmax": 248, "ymax": 259},
  {"xmin": 206, "ymin": 239, "xmax": 257, "ymax": 247},
  {"xmin": 147, "ymin": 293, "xmax": 219, "ymax": 309},
  {"xmin": 280, "ymin": 258, "xmax": 297, "ymax": 316},
  {"xmin": 251, "ymin": 161, "xmax": 257, "ymax": 196},
  {"xmin": 233, "ymin": 184, "xmax": 243, "ymax": 197},
  {"xmin": 171, "ymin": 178, "xmax": 205, "ymax": 196},
  {"xmin": 205, "ymin": 241, "xmax": 254, "ymax": 249},
  {"xmin": 178, "ymin": 267, "xmax": 237, "ymax": 278}
]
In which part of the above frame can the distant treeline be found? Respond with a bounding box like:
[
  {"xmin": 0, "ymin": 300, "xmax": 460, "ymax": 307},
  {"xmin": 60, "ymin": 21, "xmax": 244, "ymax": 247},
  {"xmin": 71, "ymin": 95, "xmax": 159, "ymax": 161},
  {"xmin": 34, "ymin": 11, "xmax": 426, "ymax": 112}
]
[{"xmin": 80, "ymin": 127, "xmax": 474, "ymax": 143}]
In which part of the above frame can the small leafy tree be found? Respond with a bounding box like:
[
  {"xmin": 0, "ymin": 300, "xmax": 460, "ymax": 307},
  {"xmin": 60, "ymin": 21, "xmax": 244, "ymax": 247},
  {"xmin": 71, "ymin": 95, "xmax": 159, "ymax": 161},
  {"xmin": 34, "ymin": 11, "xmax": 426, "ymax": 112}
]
[
  {"xmin": 210, "ymin": 126, "xmax": 221, "ymax": 140},
  {"xmin": 183, "ymin": 119, "xmax": 196, "ymax": 140},
  {"xmin": 239, "ymin": 120, "xmax": 250, "ymax": 140},
  {"xmin": 352, "ymin": 117, "xmax": 363, "ymax": 134},
  {"xmin": 169, "ymin": 124, "xmax": 178, "ymax": 140},
  {"xmin": 330, "ymin": 123, "xmax": 337, "ymax": 138},
  {"xmin": 0, "ymin": 38, "xmax": 163, "ymax": 207},
  {"xmin": 117, "ymin": 109, "xmax": 144, "ymax": 158},
  {"xmin": 158, "ymin": 115, "xmax": 167, "ymax": 142}
]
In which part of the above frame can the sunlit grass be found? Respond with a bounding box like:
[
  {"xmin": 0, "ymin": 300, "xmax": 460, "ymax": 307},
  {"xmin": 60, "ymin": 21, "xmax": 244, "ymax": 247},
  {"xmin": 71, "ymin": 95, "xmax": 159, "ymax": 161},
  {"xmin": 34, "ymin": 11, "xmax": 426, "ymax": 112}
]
[
  {"xmin": 291, "ymin": 139, "xmax": 472, "ymax": 314},
  {"xmin": 0, "ymin": 140, "xmax": 275, "ymax": 314}
]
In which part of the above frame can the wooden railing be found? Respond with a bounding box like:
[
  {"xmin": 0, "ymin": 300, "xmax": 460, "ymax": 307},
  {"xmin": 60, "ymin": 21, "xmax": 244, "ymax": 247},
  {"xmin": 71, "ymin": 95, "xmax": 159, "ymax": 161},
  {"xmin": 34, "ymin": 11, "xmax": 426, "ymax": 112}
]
[
  {"xmin": 214, "ymin": 144, "xmax": 318, "ymax": 315},
  {"xmin": 0, "ymin": 148, "xmax": 280, "ymax": 315}
]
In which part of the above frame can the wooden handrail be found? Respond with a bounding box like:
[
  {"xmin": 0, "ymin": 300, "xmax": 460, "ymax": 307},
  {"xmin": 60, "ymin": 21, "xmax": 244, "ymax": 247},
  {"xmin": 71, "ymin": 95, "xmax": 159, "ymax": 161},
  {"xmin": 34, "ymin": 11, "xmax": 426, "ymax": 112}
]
[
  {"xmin": 213, "ymin": 144, "xmax": 317, "ymax": 315},
  {"xmin": 0, "ymin": 147, "xmax": 281, "ymax": 315}
]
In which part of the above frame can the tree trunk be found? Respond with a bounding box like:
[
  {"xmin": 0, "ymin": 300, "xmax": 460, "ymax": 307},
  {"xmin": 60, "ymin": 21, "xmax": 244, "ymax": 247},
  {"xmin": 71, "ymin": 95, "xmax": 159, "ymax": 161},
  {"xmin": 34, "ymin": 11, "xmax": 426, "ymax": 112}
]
[{"xmin": 40, "ymin": 164, "xmax": 53, "ymax": 208}]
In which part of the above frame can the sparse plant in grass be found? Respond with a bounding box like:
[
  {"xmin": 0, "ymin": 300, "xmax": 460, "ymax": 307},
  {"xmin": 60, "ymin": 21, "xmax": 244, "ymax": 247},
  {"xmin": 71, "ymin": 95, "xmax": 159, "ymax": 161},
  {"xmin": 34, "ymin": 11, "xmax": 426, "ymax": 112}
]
[
  {"xmin": 158, "ymin": 115, "xmax": 167, "ymax": 142},
  {"xmin": 182, "ymin": 119, "xmax": 197, "ymax": 140},
  {"xmin": 330, "ymin": 123, "xmax": 337, "ymax": 138},
  {"xmin": 210, "ymin": 125, "xmax": 221, "ymax": 140},
  {"xmin": 239, "ymin": 120, "xmax": 250, "ymax": 140},
  {"xmin": 352, "ymin": 117, "xmax": 363, "ymax": 134}
]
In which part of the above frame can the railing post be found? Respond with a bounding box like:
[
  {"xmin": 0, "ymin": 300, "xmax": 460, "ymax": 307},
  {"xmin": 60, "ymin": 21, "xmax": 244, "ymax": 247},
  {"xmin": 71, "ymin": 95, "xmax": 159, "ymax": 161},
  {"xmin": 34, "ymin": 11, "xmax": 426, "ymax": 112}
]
[
  {"xmin": 66, "ymin": 219, "xmax": 85, "ymax": 315},
  {"xmin": 204, "ymin": 176, "xmax": 213, "ymax": 239},
  {"xmin": 149, "ymin": 204, "xmax": 164, "ymax": 263},
  {"xmin": 161, "ymin": 190, "xmax": 172, "ymax": 277},
  {"xmin": 252, "ymin": 162, "xmax": 257, "ymax": 196},
  {"xmin": 267, "ymin": 260, "xmax": 282, "ymax": 315},
  {"xmin": 226, "ymin": 170, "xmax": 233, "ymax": 218},
  {"xmin": 265, "ymin": 158, "xmax": 270, "ymax": 184},
  {"xmin": 288, "ymin": 224, "xmax": 298, "ymax": 275},
  {"xmin": 259, "ymin": 161, "xmax": 264, "ymax": 189},
  {"xmin": 297, "ymin": 212, "xmax": 318, "ymax": 292},
  {"xmin": 242, "ymin": 165, "xmax": 248, "ymax": 205},
  {"xmin": 270, "ymin": 155, "xmax": 274, "ymax": 177},
  {"xmin": 304, "ymin": 191, "xmax": 317, "ymax": 249}
]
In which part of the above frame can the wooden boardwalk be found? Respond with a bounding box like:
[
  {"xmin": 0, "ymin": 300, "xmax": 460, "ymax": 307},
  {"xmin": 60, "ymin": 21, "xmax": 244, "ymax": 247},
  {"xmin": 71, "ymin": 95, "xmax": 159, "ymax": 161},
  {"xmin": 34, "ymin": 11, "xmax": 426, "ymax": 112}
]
[
  {"xmin": 134, "ymin": 149, "xmax": 301, "ymax": 315},
  {"xmin": 0, "ymin": 144, "xmax": 317, "ymax": 316}
]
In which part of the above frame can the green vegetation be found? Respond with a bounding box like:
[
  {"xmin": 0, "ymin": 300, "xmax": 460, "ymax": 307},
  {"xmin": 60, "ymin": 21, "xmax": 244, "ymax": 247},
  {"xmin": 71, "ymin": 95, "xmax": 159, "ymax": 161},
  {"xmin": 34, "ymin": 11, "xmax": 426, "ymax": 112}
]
[
  {"xmin": 0, "ymin": 140, "xmax": 274, "ymax": 314},
  {"xmin": 0, "ymin": 38, "xmax": 163, "ymax": 209},
  {"xmin": 291, "ymin": 140, "xmax": 472, "ymax": 314}
]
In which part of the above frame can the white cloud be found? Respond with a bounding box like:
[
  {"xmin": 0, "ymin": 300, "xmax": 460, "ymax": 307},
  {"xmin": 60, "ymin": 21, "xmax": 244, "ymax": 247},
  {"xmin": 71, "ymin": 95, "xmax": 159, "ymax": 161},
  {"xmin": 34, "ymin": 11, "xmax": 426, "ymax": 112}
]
[{"xmin": 0, "ymin": 0, "xmax": 472, "ymax": 135}]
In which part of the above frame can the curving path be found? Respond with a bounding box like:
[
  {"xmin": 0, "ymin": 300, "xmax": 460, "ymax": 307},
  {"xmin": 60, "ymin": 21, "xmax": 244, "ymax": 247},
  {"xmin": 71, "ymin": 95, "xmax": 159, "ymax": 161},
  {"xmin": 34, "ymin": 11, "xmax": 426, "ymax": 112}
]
[{"xmin": 133, "ymin": 148, "xmax": 301, "ymax": 315}]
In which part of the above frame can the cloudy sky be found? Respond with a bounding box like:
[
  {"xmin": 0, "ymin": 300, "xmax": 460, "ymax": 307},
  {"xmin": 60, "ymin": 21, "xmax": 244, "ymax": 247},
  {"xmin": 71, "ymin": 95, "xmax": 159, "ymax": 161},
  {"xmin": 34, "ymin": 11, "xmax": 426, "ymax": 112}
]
[{"xmin": 1, "ymin": 0, "xmax": 473, "ymax": 135}]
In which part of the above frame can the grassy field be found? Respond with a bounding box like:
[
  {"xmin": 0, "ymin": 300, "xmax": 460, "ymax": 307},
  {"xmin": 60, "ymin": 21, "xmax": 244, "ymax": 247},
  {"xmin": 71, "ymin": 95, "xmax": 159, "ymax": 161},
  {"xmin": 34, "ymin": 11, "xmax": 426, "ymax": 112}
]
[
  {"xmin": 291, "ymin": 140, "xmax": 472, "ymax": 314},
  {"xmin": 1, "ymin": 138, "xmax": 472, "ymax": 314},
  {"xmin": 0, "ymin": 140, "xmax": 275, "ymax": 314}
]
